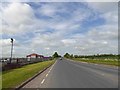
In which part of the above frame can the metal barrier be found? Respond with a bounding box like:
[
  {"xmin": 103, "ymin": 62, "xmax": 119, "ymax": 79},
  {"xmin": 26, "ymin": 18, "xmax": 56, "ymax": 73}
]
[{"xmin": 1, "ymin": 57, "xmax": 52, "ymax": 71}]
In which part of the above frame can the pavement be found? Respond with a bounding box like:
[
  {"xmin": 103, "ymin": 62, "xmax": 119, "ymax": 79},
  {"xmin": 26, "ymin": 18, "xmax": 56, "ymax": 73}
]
[{"xmin": 22, "ymin": 58, "xmax": 118, "ymax": 88}]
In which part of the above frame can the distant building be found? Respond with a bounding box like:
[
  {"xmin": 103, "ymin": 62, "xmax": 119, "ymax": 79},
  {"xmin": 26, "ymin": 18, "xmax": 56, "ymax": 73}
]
[{"xmin": 26, "ymin": 53, "xmax": 44, "ymax": 58}]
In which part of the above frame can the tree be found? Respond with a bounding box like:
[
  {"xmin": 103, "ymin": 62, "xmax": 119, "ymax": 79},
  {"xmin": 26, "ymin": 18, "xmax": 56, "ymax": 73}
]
[
  {"xmin": 74, "ymin": 55, "xmax": 79, "ymax": 58},
  {"xmin": 52, "ymin": 52, "xmax": 59, "ymax": 58},
  {"xmin": 70, "ymin": 54, "xmax": 73, "ymax": 58},
  {"xmin": 64, "ymin": 53, "xmax": 70, "ymax": 58}
]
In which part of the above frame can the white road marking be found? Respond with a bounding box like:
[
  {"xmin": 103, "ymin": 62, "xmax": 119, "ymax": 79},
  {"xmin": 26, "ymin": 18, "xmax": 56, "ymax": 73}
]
[
  {"xmin": 95, "ymin": 64, "xmax": 98, "ymax": 65},
  {"xmin": 48, "ymin": 70, "xmax": 51, "ymax": 73},
  {"xmin": 41, "ymin": 79, "xmax": 45, "ymax": 84},
  {"xmin": 50, "ymin": 61, "xmax": 56, "ymax": 71},
  {"xmin": 54, "ymin": 60, "xmax": 57, "ymax": 65},
  {"xmin": 47, "ymin": 62, "xmax": 55, "ymax": 74},
  {"xmin": 40, "ymin": 61, "xmax": 57, "ymax": 85},
  {"xmin": 50, "ymin": 66, "xmax": 53, "ymax": 71},
  {"xmin": 46, "ymin": 74, "xmax": 48, "ymax": 77}
]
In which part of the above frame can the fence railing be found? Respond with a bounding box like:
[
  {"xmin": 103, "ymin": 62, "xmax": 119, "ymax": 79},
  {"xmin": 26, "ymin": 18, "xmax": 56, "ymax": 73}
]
[{"xmin": 1, "ymin": 57, "xmax": 52, "ymax": 71}]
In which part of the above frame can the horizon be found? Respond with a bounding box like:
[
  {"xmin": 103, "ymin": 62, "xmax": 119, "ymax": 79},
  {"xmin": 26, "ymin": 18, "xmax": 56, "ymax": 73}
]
[{"xmin": 1, "ymin": 53, "xmax": 119, "ymax": 58}]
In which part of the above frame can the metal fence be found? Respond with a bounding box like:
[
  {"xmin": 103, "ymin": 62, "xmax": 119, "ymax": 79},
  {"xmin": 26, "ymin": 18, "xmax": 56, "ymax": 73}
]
[{"xmin": 1, "ymin": 57, "xmax": 52, "ymax": 71}]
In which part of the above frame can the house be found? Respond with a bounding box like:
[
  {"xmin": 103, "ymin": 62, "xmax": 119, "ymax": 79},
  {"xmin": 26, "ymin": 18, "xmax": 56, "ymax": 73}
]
[
  {"xmin": 26, "ymin": 53, "xmax": 44, "ymax": 58},
  {"xmin": 26, "ymin": 53, "xmax": 44, "ymax": 62}
]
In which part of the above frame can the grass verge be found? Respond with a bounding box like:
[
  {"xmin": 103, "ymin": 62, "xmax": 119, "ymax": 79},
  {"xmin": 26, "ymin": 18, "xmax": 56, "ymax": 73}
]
[
  {"xmin": 71, "ymin": 58, "xmax": 119, "ymax": 66},
  {"xmin": 2, "ymin": 60, "xmax": 55, "ymax": 88}
]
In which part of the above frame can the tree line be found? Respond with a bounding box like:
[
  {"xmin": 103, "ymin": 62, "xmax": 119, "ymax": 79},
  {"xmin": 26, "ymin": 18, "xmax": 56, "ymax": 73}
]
[{"xmin": 52, "ymin": 52, "xmax": 119, "ymax": 59}]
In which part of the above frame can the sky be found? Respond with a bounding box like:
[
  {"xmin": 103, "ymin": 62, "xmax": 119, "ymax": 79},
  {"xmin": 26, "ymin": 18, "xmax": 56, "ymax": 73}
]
[{"xmin": 0, "ymin": 1, "xmax": 118, "ymax": 57}]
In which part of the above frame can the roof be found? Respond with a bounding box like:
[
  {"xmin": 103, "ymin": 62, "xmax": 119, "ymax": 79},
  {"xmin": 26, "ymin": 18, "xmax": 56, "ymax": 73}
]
[{"xmin": 26, "ymin": 53, "xmax": 44, "ymax": 57}]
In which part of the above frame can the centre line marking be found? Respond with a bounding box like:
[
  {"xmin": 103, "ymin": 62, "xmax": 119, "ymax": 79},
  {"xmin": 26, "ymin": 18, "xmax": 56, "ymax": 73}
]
[{"xmin": 41, "ymin": 79, "xmax": 45, "ymax": 84}]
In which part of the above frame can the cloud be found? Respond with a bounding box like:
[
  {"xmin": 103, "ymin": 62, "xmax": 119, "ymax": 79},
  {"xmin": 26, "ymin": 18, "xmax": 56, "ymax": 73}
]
[
  {"xmin": 1, "ymin": 2, "xmax": 118, "ymax": 57},
  {"xmin": 2, "ymin": 2, "xmax": 35, "ymax": 34},
  {"xmin": 61, "ymin": 39, "xmax": 76, "ymax": 46},
  {"xmin": 3, "ymin": 3, "xmax": 34, "ymax": 25},
  {"xmin": 84, "ymin": 0, "xmax": 118, "ymax": 2},
  {"xmin": 0, "ymin": 38, "xmax": 21, "ymax": 57},
  {"xmin": 44, "ymin": 47, "xmax": 50, "ymax": 50},
  {"xmin": 0, "ymin": 38, "xmax": 17, "ymax": 47},
  {"xmin": 86, "ymin": 2, "xmax": 118, "ymax": 22},
  {"xmin": 86, "ymin": 2, "xmax": 118, "ymax": 13},
  {"xmin": 87, "ymin": 25, "xmax": 118, "ymax": 40},
  {"xmin": 71, "ymin": 24, "xmax": 118, "ymax": 55},
  {"xmin": 102, "ymin": 11, "xmax": 118, "ymax": 24},
  {"xmin": 86, "ymin": 2, "xmax": 118, "ymax": 25},
  {"xmin": 0, "ymin": 39, "xmax": 11, "ymax": 47},
  {"xmin": 38, "ymin": 4, "xmax": 57, "ymax": 17},
  {"xmin": 1, "ymin": 0, "xmax": 119, "ymax": 2}
]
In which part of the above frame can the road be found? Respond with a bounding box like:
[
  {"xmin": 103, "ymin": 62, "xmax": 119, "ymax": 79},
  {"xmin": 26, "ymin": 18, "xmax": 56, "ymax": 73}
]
[{"xmin": 22, "ymin": 58, "xmax": 118, "ymax": 88}]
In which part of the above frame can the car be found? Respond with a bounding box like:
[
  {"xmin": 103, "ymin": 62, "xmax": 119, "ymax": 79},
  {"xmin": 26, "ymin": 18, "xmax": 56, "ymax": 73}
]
[
  {"xmin": 1, "ymin": 59, "xmax": 8, "ymax": 62},
  {"xmin": 59, "ymin": 58, "xmax": 62, "ymax": 60}
]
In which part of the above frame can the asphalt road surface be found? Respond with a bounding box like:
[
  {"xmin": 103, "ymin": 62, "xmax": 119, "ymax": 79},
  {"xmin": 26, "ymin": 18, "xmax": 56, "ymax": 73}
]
[{"xmin": 22, "ymin": 58, "xmax": 118, "ymax": 88}]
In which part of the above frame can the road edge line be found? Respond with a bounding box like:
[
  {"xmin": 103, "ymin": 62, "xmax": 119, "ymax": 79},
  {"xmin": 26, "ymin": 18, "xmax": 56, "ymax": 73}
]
[{"xmin": 16, "ymin": 61, "xmax": 55, "ymax": 89}]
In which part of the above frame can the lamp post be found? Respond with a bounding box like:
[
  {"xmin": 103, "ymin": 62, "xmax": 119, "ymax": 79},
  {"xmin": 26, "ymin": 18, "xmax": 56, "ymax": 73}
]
[{"xmin": 10, "ymin": 38, "xmax": 13, "ymax": 64}]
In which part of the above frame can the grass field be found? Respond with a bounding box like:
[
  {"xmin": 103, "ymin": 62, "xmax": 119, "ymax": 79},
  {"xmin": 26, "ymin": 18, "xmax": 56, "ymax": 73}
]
[
  {"xmin": 0, "ymin": 72, "xmax": 2, "ymax": 90},
  {"xmin": 2, "ymin": 60, "xmax": 55, "ymax": 88},
  {"xmin": 71, "ymin": 58, "xmax": 119, "ymax": 66}
]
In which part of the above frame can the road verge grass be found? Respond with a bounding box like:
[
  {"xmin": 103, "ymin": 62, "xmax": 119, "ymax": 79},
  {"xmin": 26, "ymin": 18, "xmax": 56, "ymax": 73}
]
[
  {"xmin": 70, "ymin": 58, "xmax": 119, "ymax": 66},
  {"xmin": 2, "ymin": 60, "xmax": 55, "ymax": 88}
]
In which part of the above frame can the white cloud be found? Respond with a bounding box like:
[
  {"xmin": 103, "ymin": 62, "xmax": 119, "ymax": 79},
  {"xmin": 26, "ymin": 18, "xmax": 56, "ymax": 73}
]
[
  {"xmin": 1, "ymin": 2, "xmax": 118, "ymax": 57},
  {"xmin": 0, "ymin": 39, "xmax": 11, "ymax": 46},
  {"xmin": 38, "ymin": 4, "xmax": 57, "ymax": 17},
  {"xmin": 87, "ymin": 2, "xmax": 118, "ymax": 24},
  {"xmin": 1, "ymin": 0, "xmax": 119, "ymax": 2},
  {"xmin": 0, "ymin": 38, "xmax": 21, "ymax": 57},
  {"xmin": 44, "ymin": 47, "xmax": 50, "ymax": 50},
  {"xmin": 85, "ymin": 0, "xmax": 118, "ymax": 2},
  {"xmin": 3, "ymin": 3, "xmax": 34, "ymax": 25},
  {"xmin": 61, "ymin": 39, "xmax": 76, "ymax": 46},
  {"xmin": 2, "ymin": 2, "xmax": 35, "ymax": 34},
  {"xmin": 86, "ymin": 2, "xmax": 118, "ymax": 24},
  {"xmin": 86, "ymin": 2, "xmax": 118, "ymax": 13},
  {"xmin": 87, "ymin": 25, "xmax": 118, "ymax": 40},
  {"xmin": 102, "ymin": 11, "xmax": 118, "ymax": 24},
  {"xmin": 0, "ymin": 38, "xmax": 17, "ymax": 47},
  {"xmin": 71, "ymin": 24, "xmax": 118, "ymax": 55},
  {"xmin": 72, "ymin": 7, "xmax": 91, "ymax": 22}
]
